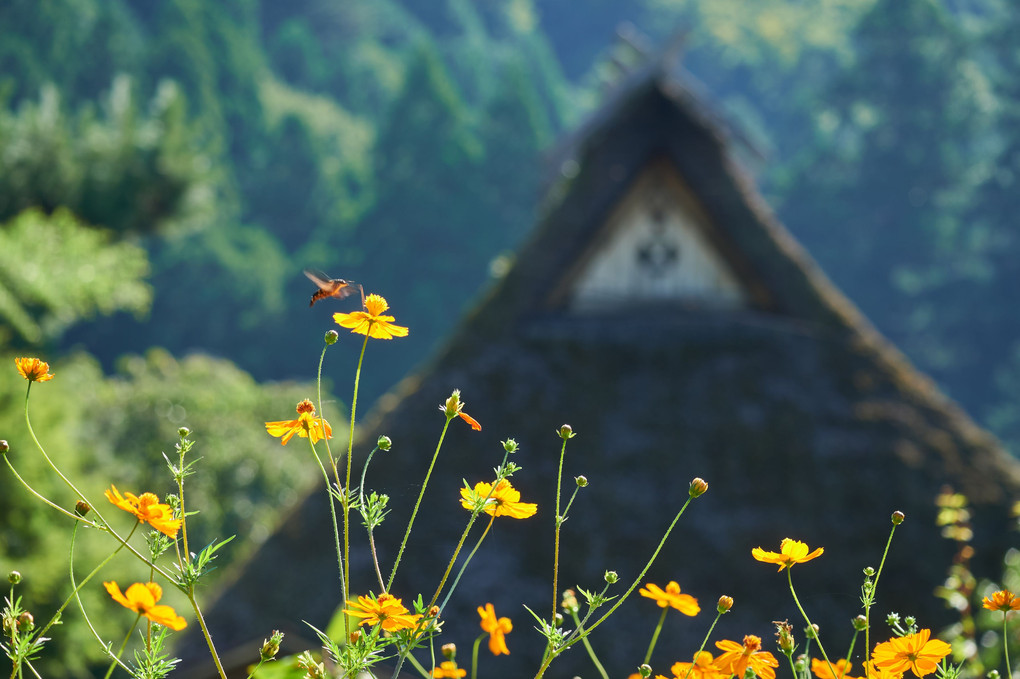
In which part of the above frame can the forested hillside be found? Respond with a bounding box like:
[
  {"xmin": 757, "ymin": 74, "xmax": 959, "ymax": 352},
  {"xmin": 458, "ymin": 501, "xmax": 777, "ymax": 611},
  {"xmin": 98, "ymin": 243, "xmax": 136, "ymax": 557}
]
[{"xmin": 2, "ymin": 0, "xmax": 1020, "ymax": 673}]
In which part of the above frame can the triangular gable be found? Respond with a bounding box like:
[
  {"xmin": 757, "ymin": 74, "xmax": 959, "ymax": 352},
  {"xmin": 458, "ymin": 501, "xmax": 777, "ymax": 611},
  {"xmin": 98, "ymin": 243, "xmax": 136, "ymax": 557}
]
[{"xmin": 549, "ymin": 160, "xmax": 770, "ymax": 312}]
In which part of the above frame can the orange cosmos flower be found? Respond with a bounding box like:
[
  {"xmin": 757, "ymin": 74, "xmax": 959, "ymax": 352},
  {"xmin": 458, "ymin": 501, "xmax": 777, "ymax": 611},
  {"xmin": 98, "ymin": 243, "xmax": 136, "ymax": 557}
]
[
  {"xmin": 14, "ymin": 357, "xmax": 54, "ymax": 382},
  {"xmin": 478, "ymin": 603, "xmax": 512, "ymax": 656},
  {"xmin": 104, "ymin": 581, "xmax": 187, "ymax": 630},
  {"xmin": 812, "ymin": 658, "xmax": 861, "ymax": 679},
  {"xmin": 639, "ymin": 581, "xmax": 700, "ymax": 616},
  {"xmin": 265, "ymin": 399, "xmax": 332, "ymax": 445},
  {"xmin": 665, "ymin": 651, "xmax": 726, "ymax": 679},
  {"xmin": 345, "ymin": 593, "xmax": 422, "ymax": 632},
  {"xmin": 105, "ymin": 485, "xmax": 182, "ymax": 538},
  {"xmin": 333, "ymin": 293, "xmax": 408, "ymax": 340},
  {"xmin": 432, "ymin": 661, "xmax": 467, "ymax": 678},
  {"xmin": 460, "ymin": 479, "xmax": 537, "ymax": 519},
  {"xmin": 871, "ymin": 629, "xmax": 952, "ymax": 678},
  {"xmin": 982, "ymin": 589, "xmax": 1020, "ymax": 612},
  {"xmin": 715, "ymin": 635, "xmax": 780, "ymax": 679},
  {"xmin": 752, "ymin": 538, "xmax": 824, "ymax": 571},
  {"xmin": 861, "ymin": 661, "xmax": 903, "ymax": 679}
]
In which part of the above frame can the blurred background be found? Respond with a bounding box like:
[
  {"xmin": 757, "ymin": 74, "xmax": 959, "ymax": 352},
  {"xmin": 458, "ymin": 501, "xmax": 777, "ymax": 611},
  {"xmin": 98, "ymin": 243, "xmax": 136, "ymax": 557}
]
[{"xmin": 2, "ymin": 0, "xmax": 1019, "ymax": 675}]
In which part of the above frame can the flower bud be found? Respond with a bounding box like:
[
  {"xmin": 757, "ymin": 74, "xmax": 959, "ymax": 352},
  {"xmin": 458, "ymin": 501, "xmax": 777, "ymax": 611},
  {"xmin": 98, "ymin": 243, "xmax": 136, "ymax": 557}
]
[
  {"xmin": 377, "ymin": 435, "xmax": 392, "ymax": 451},
  {"xmin": 717, "ymin": 595, "xmax": 734, "ymax": 613},
  {"xmin": 604, "ymin": 570, "xmax": 618, "ymax": 584},
  {"xmin": 553, "ymin": 612, "xmax": 564, "ymax": 625},
  {"xmin": 891, "ymin": 511, "xmax": 905, "ymax": 525},
  {"xmin": 429, "ymin": 606, "xmax": 440, "ymax": 618},
  {"xmin": 575, "ymin": 475, "xmax": 588, "ymax": 488},
  {"xmin": 349, "ymin": 630, "xmax": 361, "ymax": 645},
  {"xmin": 863, "ymin": 566, "xmax": 876, "ymax": 578},
  {"xmin": 178, "ymin": 427, "xmax": 191, "ymax": 439},
  {"xmin": 773, "ymin": 620, "xmax": 794, "ymax": 654},
  {"xmin": 689, "ymin": 477, "xmax": 709, "ymax": 498},
  {"xmin": 852, "ymin": 615, "xmax": 868, "ymax": 631},
  {"xmin": 558, "ymin": 424, "xmax": 576, "ymax": 440},
  {"xmin": 260, "ymin": 630, "xmax": 283, "ymax": 661},
  {"xmin": 804, "ymin": 624, "xmax": 820, "ymax": 640},
  {"xmin": 0, "ymin": 440, "xmax": 8, "ymax": 454},
  {"xmin": 503, "ymin": 439, "xmax": 519, "ymax": 453},
  {"xmin": 441, "ymin": 390, "xmax": 462, "ymax": 418},
  {"xmin": 17, "ymin": 611, "xmax": 33, "ymax": 631},
  {"xmin": 324, "ymin": 330, "xmax": 339, "ymax": 345},
  {"xmin": 903, "ymin": 615, "xmax": 916, "ymax": 627},
  {"xmin": 638, "ymin": 664, "xmax": 653, "ymax": 678},
  {"xmin": 442, "ymin": 643, "xmax": 457, "ymax": 660},
  {"xmin": 8, "ymin": 571, "xmax": 21, "ymax": 585},
  {"xmin": 562, "ymin": 589, "xmax": 579, "ymax": 614},
  {"xmin": 75, "ymin": 501, "xmax": 91, "ymax": 517},
  {"xmin": 988, "ymin": 670, "xmax": 1001, "ymax": 679}
]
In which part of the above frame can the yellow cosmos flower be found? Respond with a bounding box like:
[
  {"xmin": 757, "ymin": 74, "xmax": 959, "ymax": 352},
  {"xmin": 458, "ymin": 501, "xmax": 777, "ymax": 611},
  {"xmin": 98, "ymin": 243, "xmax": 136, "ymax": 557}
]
[
  {"xmin": 478, "ymin": 603, "xmax": 512, "ymax": 656},
  {"xmin": 812, "ymin": 658, "xmax": 861, "ymax": 679},
  {"xmin": 639, "ymin": 581, "xmax": 700, "ymax": 616},
  {"xmin": 982, "ymin": 589, "xmax": 1020, "ymax": 612},
  {"xmin": 105, "ymin": 485, "xmax": 182, "ymax": 538},
  {"xmin": 752, "ymin": 538, "xmax": 824, "ymax": 571},
  {"xmin": 104, "ymin": 581, "xmax": 187, "ymax": 630},
  {"xmin": 432, "ymin": 661, "xmax": 467, "ymax": 678},
  {"xmin": 265, "ymin": 399, "xmax": 332, "ymax": 445},
  {"xmin": 344, "ymin": 593, "xmax": 422, "ymax": 632},
  {"xmin": 666, "ymin": 651, "xmax": 727, "ymax": 679},
  {"xmin": 333, "ymin": 293, "xmax": 408, "ymax": 340},
  {"xmin": 714, "ymin": 635, "xmax": 779, "ymax": 679},
  {"xmin": 460, "ymin": 479, "xmax": 537, "ymax": 519},
  {"xmin": 871, "ymin": 629, "xmax": 952, "ymax": 678},
  {"xmin": 14, "ymin": 357, "xmax": 54, "ymax": 382}
]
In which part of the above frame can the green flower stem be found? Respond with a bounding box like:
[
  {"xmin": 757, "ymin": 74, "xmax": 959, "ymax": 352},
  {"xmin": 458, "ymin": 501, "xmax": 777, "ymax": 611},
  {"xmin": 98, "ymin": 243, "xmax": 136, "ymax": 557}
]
[
  {"xmin": 534, "ymin": 496, "xmax": 694, "ymax": 679},
  {"xmin": 787, "ymin": 568, "xmax": 836, "ymax": 679},
  {"xmin": 44, "ymin": 521, "xmax": 137, "ymax": 646},
  {"xmin": 343, "ymin": 333, "xmax": 369, "ymax": 638},
  {"xmin": 3, "ymin": 455, "xmax": 101, "ymax": 527},
  {"xmin": 307, "ymin": 436, "xmax": 347, "ymax": 605},
  {"xmin": 403, "ymin": 651, "xmax": 431, "ymax": 679},
  {"xmin": 784, "ymin": 653, "xmax": 799, "ymax": 679},
  {"xmin": 186, "ymin": 591, "xmax": 228, "ymax": 679},
  {"xmin": 865, "ymin": 522, "xmax": 898, "ymax": 664},
  {"xmin": 23, "ymin": 384, "xmax": 93, "ymax": 514},
  {"xmin": 438, "ymin": 516, "xmax": 495, "ymax": 612},
  {"xmin": 1003, "ymin": 612, "xmax": 1013, "ymax": 679},
  {"xmin": 388, "ymin": 415, "xmax": 453, "ymax": 593},
  {"xmin": 103, "ymin": 614, "xmax": 140, "ymax": 679},
  {"xmin": 176, "ymin": 442, "xmax": 190, "ymax": 563},
  {"xmin": 644, "ymin": 607, "xmax": 669, "ymax": 665},
  {"xmin": 570, "ymin": 609, "xmax": 610, "ymax": 679},
  {"xmin": 471, "ymin": 633, "xmax": 485, "ymax": 679},
  {"xmin": 358, "ymin": 445, "xmax": 386, "ymax": 591},
  {"xmin": 552, "ymin": 436, "xmax": 568, "ymax": 619},
  {"xmin": 681, "ymin": 610, "xmax": 726, "ymax": 679}
]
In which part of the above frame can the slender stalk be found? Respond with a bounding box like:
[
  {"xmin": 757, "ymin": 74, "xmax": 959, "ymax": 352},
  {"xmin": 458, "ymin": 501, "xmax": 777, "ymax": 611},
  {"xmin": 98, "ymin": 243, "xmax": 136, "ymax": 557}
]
[
  {"xmin": 643, "ymin": 607, "xmax": 669, "ymax": 664},
  {"xmin": 23, "ymin": 384, "xmax": 92, "ymax": 510},
  {"xmin": 403, "ymin": 650, "xmax": 432, "ymax": 679},
  {"xmin": 343, "ymin": 333, "xmax": 369, "ymax": 639},
  {"xmin": 552, "ymin": 436, "xmax": 568, "ymax": 620},
  {"xmin": 471, "ymin": 634, "xmax": 484, "ymax": 679},
  {"xmin": 787, "ymin": 568, "xmax": 836, "ymax": 679},
  {"xmin": 1003, "ymin": 612, "xmax": 1013, "ymax": 679},
  {"xmin": 358, "ymin": 445, "xmax": 386, "ymax": 591},
  {"xmin": 437, "ymin": 517, "xmax": 495, "ymax": 612},
  {"xmin": 3, "ymin": 456, "xmax": 101, "ymax": 527},
  {"xmin": 187, "ymin": 593, "xmax": 228, "ymax": 679},
  {"xmin": 570, "ymin": 610, "xmax": 610, "ymax": 679},
  {"xmin": 533, "ymin": 496, "xmax": 694, "ymax": 679},
  {"xmin": 104, "ymin": 615, "xmax": 140, "ymax": 679},
  {"xmin": 308, "ymin": 437, "xmax": 347, "ymax": 600},
  {"xmin": 681, "ymin": 609, "xmax": 726, "ymax": 679},
  {"xmin": 865, "ymin": 521, "xmax": 899, "ymax": 664},
  {"xmin": 388, "ymin": 416, "xmax": 453, "ymax": 593},
  {"xmin": 176, "ymin": 441, "xmax": 190, "ymax": 561}
]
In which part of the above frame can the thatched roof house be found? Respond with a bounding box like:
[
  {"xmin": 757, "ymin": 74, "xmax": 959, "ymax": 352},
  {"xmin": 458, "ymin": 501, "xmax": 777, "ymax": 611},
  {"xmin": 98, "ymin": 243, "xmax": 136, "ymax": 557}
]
[{"xmin": 181, "ymin": 49, "xmax": 1020, "ymax": 678}]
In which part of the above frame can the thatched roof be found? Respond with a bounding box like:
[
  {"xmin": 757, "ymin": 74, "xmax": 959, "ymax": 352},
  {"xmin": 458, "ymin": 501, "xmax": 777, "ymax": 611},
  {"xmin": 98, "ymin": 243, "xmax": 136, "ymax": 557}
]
[{"xmin": 180, "ymin": 52, "xmax": 1020, "ymax": 678}]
